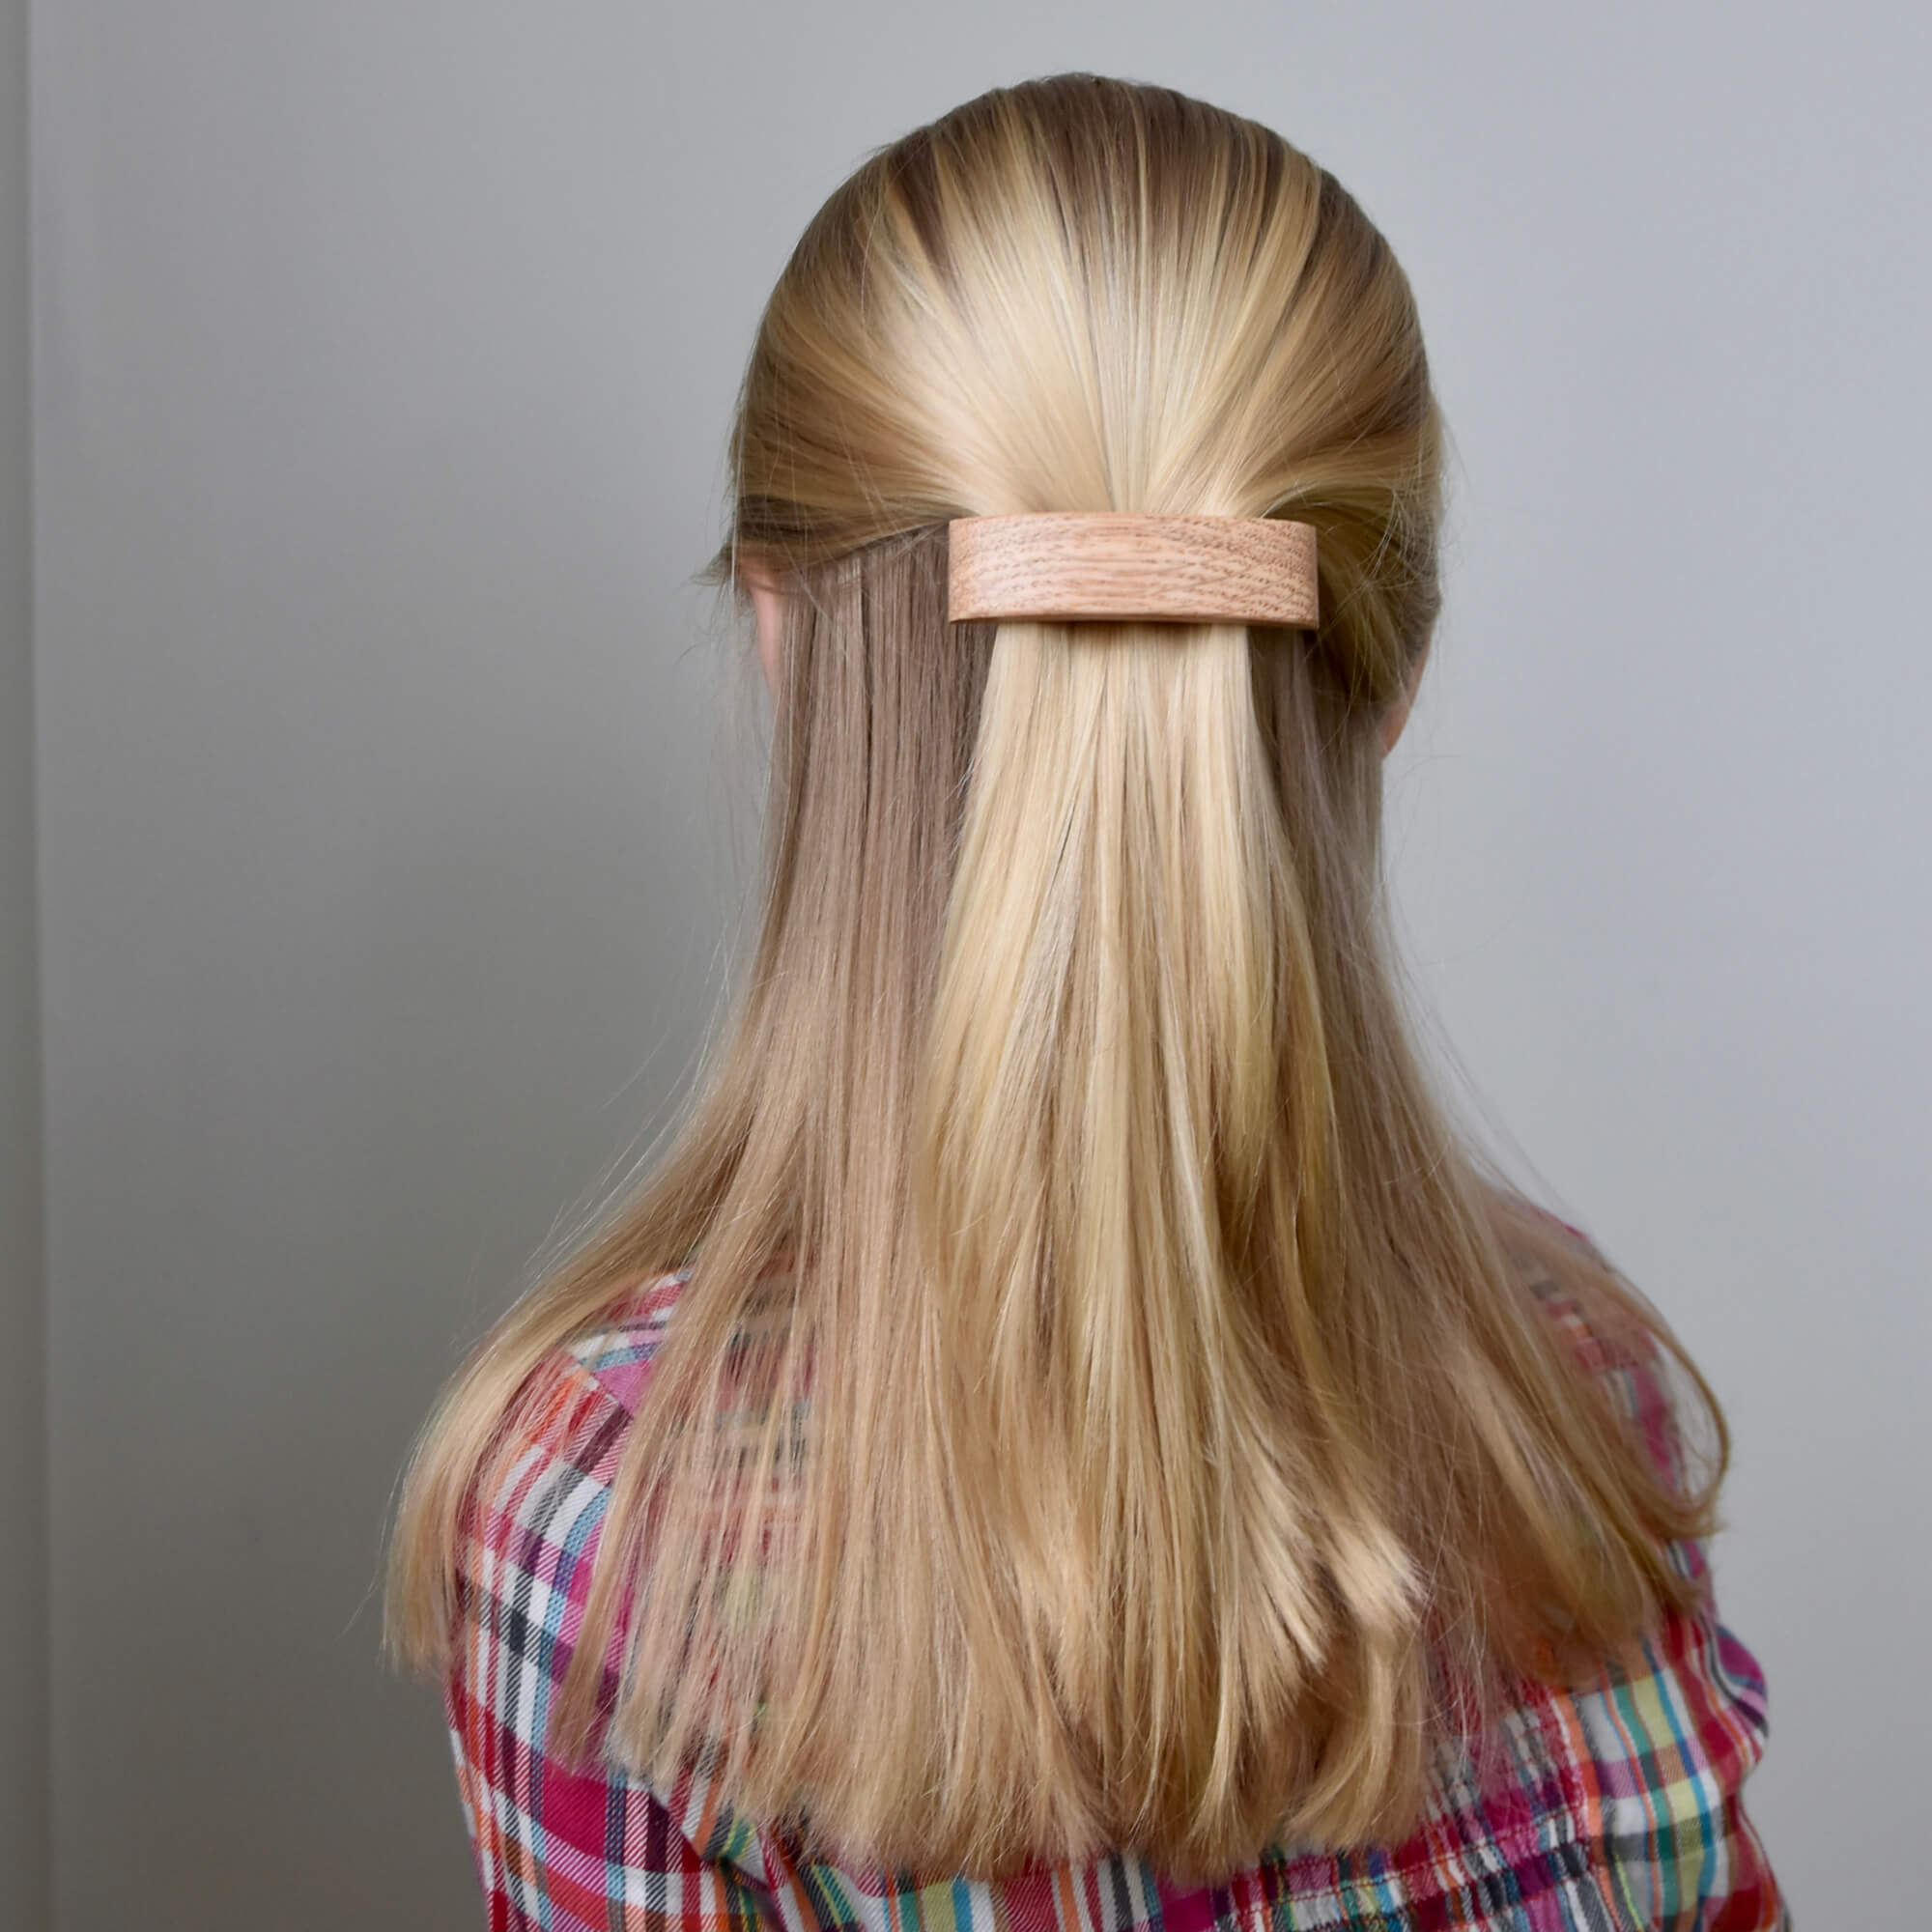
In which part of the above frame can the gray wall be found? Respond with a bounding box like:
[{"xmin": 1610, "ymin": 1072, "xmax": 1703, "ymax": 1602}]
[
  {"xmin": 3, "ymin": 0, "xmax": 48, "ymax": 1921},
  {"xmin": 18, "ymin": 2, "xmax": 1929, "ymax": 1927}
]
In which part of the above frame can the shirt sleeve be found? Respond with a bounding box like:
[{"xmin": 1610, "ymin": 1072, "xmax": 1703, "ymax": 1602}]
[
  {"xmin": 442, "ymin": 1340, "xmax": 784, "ymax": 1932},
  {"xmin": 1553, "ymin": 1273, "xmax": 1792, "ymax": 1931},
  {"xmin": 1563, "ymin": 1586, "xmax": 1789, "ymax": 1931}
]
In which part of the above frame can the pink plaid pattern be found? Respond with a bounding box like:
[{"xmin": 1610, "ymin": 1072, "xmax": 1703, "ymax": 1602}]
[{"xmin": 443, "ymin": 1253, "xmax": 1786, "ymax": 1930}]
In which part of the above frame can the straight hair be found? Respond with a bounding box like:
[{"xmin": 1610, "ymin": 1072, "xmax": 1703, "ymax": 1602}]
[{"xmin": 385, "ymin": 73, "xmax": 1726, "ymax": 1886}]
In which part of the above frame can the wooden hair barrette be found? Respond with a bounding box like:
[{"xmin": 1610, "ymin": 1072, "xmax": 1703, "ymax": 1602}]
[{"xmin": 946, "ymin": 512, "xmax": 1318, "ymax": 627}]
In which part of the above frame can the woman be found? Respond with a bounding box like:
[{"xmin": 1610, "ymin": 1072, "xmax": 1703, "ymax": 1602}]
[{"xmin": 385, "ymin": 73, "xmax": 1785, "ymax": 1931}]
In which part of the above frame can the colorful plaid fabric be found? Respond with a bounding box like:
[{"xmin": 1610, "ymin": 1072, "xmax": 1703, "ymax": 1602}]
[{"xmin": 442, "ymin": 1255, "xmax": 1787, "ymax": 1931}]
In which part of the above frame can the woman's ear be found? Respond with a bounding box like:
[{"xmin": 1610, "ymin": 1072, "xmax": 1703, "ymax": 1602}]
[
  {"xmin": 749, "ymin": 579, "xmax": 786, "ymax": 699},
  {"xmin": 1380, "ymin": 639, "xmax": 1432, "ymax": 755}
]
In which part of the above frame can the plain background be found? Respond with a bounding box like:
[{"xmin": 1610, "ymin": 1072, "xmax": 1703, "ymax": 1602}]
[{"xmin": 5, "ymin": 2, "xmax": 1927, "ymax": 1925}]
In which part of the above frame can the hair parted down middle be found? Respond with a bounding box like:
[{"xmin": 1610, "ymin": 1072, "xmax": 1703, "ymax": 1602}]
[{"xmin": 385, "ymin": 72, "xmax": 1726, "ymax": 1886}]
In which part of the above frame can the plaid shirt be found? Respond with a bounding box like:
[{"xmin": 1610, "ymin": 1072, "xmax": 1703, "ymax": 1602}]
[{"xmin": 442, "ymin": 1262, "xmax": 1787, "ymax": 1932}]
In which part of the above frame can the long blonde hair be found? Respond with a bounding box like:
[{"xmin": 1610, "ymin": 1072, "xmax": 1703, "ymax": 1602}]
[{"xmin": 385, "ymin": 74, "xmax": 1725, "ymax": 1885}]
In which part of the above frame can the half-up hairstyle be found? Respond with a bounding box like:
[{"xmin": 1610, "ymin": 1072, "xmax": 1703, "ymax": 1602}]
[{"xmin": 386, "ymin": 72, "xmax": 1726, "ymax": 1886}]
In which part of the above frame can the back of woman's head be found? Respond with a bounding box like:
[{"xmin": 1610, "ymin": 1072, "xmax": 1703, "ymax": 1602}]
[
  {"xmin": 735, "ymin": 72, "xmax": 1438, "ymax": 663},
  {"xmin": 386, "ymin": 73, "xmax": 1725, "ymax": 1887}
]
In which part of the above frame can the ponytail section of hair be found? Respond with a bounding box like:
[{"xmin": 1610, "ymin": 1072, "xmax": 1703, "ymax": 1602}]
[{"xmin": 912, "ymin": 607, "xmax": 1434, "ymax": 1854}]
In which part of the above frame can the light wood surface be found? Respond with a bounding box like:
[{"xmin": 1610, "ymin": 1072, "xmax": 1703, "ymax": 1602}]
[{"xmin": 947, "ymin": 513, "xmax": 1319, "ymax": 626}]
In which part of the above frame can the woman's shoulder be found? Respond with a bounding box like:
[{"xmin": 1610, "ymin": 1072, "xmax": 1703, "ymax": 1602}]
[
  {"xmin": 559, "ymin": 1265, "xmax": 693, "ymax": 1415},
  {"xmin": 1494, "ymin": 1196, "xmax": 1705, "ymax": 1501},
  {"xmin": 459, "ymin": 1267, "xmax": 692, "ymax": 1537},
  {"xmin": 450, "ymin": 1270, "xmax": 695, "ymax": 1672},
  {"xmin": 441, "ymin": 1265, "xmax": 784, "ymax": 1912}
]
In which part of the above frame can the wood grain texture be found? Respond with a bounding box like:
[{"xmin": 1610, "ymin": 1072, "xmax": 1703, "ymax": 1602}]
[{"xmin": 946, "ymin": 513, "xmax": 1319, "ymax": 626}]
